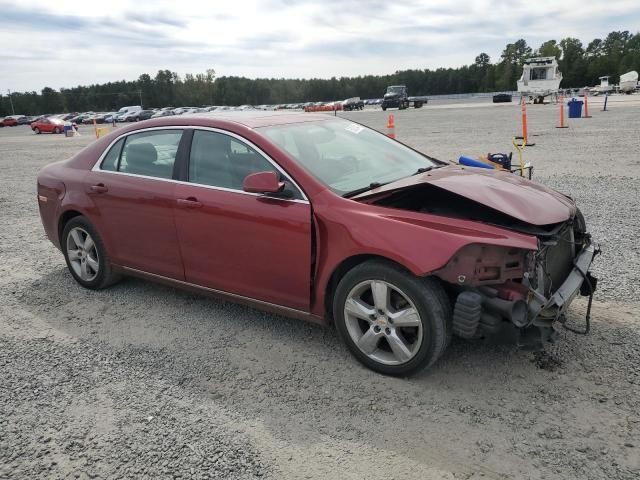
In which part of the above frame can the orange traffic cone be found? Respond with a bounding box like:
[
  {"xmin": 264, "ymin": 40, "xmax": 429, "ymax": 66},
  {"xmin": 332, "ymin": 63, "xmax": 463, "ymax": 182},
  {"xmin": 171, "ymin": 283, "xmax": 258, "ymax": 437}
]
[{"xmin": 387, "ymin": 114, "xmax": 395, "ymax": 139}]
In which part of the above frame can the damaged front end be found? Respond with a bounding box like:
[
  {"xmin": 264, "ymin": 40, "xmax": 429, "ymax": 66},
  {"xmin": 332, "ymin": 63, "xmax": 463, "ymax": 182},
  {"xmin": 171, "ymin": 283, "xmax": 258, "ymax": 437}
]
[
  {"xmin": 359, "ymin": 168, "xmax": 601, "ymax": 350},
  {"xmin": 433, "ymin": 210, "xmax": 600, "ymax": 350}
]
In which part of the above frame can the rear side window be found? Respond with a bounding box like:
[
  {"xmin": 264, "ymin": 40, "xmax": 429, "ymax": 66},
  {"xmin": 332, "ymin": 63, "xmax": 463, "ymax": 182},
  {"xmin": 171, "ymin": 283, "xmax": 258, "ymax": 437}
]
[
  {"xmin": 117, "ymin": 130, "xmax": 182, "ymax": 179},
  {"xmin": 100, "ymin": 138, "xmax": 124, "ymax": 171}
]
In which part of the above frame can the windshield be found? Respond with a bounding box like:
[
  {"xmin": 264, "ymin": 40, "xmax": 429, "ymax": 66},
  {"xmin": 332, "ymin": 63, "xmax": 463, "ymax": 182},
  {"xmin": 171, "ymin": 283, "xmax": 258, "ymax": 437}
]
[
  {"xmin": 260, "ymin": 119, "xmax": 438, "ymax": 196},
  {"xmin": 386, "ymin": 86, "xmax": 404, "ymax": 94}
]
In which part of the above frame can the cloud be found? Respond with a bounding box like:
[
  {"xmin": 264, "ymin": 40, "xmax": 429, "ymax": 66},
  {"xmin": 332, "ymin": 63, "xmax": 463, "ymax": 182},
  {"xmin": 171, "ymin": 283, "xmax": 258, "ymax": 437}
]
[{"xmin": 0, "ymin": 0, "xmax": 638, "ymax": 92}]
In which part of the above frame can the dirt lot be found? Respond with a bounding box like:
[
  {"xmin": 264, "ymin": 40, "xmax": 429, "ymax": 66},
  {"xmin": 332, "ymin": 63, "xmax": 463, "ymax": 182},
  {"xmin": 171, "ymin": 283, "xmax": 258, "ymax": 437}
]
[{"xmin": 1, "ymin": 97, "xmax": 639, "ymax": 479}]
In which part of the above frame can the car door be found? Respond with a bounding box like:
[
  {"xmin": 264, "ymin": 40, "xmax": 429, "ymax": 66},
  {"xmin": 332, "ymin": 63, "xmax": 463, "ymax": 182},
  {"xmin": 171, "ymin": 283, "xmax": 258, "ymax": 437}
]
[
  {"xmin": 85, "ymin": 128, "xmax": 186, "ymax": 279},
  {"xmin": 173, "ymin": 129, "xmax": 312, "ymax": 311}
]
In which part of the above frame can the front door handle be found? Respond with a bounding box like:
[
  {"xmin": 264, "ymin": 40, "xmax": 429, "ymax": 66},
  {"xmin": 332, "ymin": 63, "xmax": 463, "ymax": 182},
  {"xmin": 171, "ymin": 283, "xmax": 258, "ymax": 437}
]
[
  {"xmin": 89, "ymin": 184, "xmax": 108, "ymax": 194},
  {"xmin": 176, "ymin": 197, "xmax": 203, "ymax": 208}
]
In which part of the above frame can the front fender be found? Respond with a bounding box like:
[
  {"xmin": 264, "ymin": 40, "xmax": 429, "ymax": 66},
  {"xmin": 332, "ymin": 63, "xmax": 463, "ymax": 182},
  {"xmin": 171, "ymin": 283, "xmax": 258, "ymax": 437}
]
[{"xmin": 310, "ymin": 190, "xmax": 537, "ymax": 316}]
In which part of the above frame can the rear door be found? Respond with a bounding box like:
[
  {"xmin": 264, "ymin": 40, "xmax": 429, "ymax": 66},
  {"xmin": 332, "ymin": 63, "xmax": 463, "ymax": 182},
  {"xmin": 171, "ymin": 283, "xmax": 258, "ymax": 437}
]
[
  {"xmin": 173, "ymin": 128, "xmax": 312, "ymax": 310},
  {"xmin": 85, "ymin": 128, "xmax": 186, "ymax": 279}
]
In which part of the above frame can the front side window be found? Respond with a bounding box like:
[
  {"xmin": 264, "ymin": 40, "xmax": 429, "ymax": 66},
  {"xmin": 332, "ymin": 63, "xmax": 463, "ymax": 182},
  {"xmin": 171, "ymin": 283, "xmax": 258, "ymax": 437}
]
[
  {"xmin": 188, "ymin": 130, "xmax": 302, "ymax": 199},
  {"xmin": 116, "ymin": 130, "xmax": 182, "ymax": 179}
]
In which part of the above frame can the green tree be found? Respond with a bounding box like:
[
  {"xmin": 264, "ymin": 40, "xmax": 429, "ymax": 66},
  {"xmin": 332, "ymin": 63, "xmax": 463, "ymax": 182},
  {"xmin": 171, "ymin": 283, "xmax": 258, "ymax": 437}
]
[{"xmin": 537, "ymin": 40, "xmax": 561, "ymax": 59}]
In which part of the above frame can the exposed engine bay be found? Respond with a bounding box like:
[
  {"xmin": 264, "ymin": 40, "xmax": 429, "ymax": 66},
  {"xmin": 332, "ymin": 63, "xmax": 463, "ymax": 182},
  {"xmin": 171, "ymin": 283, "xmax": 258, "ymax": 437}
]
[{"xmin": 369, "ymin": 183, "xmax": 600, "ymax": 350}]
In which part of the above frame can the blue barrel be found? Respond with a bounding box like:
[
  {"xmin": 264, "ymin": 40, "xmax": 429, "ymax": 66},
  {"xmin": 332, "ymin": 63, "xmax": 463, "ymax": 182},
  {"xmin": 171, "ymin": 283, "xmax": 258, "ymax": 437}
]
[
  {"xmin": 458, "ymin": 155, "xmax": 495, "ymax": 169},
  {"xmin": 568, "ymin": 99, "xmax": 583, "ymax": 118}
]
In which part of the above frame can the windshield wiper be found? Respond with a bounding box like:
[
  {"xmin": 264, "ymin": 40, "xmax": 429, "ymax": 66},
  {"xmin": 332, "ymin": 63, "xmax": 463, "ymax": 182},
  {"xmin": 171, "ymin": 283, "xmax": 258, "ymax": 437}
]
[
  {"xmin": 343, "ymin": 164, "xmax": 445, "ymax": 198},
  {"xmin": 413, "ymin": 166, "xmax": 433, "ymax": 175},
  {"xmin": 343, "ymin": 182, "xmax": 386, "ymax": 198},
  {"xmin": 412, "ymin": 164, "xmax": 444, "ymax": 175}
]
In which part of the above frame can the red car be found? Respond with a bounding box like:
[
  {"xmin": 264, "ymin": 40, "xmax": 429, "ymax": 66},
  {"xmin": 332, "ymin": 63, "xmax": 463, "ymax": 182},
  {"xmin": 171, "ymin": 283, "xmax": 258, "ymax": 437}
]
[
  {"xmin": 37, "ymin": 113, "xmax": 598, "ymax": 375},
  {"xmin": 31, "ymin": 117, "xmax": 74, "ymax": 134},
  {"xmin": 1, "ymin": 116, "xmax": 18, "ymax": 127}
]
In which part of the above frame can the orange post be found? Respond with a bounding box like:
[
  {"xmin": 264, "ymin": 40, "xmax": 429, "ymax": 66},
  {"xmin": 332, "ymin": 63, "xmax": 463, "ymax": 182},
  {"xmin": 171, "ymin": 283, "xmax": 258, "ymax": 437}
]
[
  {"xmin": 517, "ymin": 98, "xmax": 535, "ymax": 146},
  {"xmin": 522, "ymin": 99, "xmax": 528, "ymax": 144},
  {"xmin": 93, "ymin": 118, "xmax": 98, "ymax": 138},
  {"xmin": 386, "ymin": 114, "xmax": 395, "ymax": 139},
  {"xmin": 583, "ymin": 89, "xmax": 592, "ymax": 118},
  {"xmin": 515, "ymin": 97, "xmax": 535, "ymax": 146},
  {"xmin": 556, "ymin": 94, "xmax": 568, "ymax": 128}
]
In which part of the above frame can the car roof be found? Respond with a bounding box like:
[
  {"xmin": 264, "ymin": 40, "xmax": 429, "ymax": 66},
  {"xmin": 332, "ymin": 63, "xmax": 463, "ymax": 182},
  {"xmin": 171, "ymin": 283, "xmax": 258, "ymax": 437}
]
[{"xmin": 176, "ymin": 111, "xmax": 333, "ymax": 129}]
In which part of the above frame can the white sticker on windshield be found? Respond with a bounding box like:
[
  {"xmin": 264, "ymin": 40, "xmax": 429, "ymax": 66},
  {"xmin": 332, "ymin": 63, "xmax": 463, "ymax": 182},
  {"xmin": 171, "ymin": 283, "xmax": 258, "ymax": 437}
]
[{"xmin": 345, "ymin": 123, "xmax": 364, "ymax": 134}]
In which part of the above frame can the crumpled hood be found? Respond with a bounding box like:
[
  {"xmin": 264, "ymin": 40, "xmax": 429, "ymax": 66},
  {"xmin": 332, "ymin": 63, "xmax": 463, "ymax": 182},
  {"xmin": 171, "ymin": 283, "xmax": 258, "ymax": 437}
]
[{"xmin": 354, "ymin": 165, "xmax": 576, "ymax": 226}]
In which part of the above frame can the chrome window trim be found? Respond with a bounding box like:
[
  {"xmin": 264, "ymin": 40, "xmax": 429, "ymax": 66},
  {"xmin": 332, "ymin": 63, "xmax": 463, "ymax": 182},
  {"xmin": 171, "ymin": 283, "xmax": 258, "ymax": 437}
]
[{"xmin": 90, "ymin": 125, "xmax": 309, "ymax": 203}]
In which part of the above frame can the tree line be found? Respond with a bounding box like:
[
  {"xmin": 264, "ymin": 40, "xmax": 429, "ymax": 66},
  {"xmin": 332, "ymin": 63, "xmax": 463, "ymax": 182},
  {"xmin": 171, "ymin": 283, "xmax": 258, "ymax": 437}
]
[{"xmin": 1, "ymin": 31, "xmax": 638, "ymax": 116}]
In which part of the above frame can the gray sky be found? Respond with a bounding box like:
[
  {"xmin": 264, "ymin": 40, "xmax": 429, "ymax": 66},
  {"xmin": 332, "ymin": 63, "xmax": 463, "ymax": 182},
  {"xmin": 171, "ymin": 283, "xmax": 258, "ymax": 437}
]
[{"xmin": 1, "ymin": 0, "xmax": 638, "ymax": 92}]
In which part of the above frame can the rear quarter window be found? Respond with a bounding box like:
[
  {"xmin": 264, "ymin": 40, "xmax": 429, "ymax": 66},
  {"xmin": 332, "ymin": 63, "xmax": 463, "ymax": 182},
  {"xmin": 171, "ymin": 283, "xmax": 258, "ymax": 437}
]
[{"xmin": 100, "ymin": 138, "xmax": 124, "ymax": 171}]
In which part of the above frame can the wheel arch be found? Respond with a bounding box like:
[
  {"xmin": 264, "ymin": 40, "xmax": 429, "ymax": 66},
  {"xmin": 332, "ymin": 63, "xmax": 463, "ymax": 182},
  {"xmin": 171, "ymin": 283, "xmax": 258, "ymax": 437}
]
[
  {"xmin": 323, "ymin": 254, "xmax": 413, "ymax": 321},
  {"xmin": 57, "ymin": 210, "xmax": 84, "ymax": 246}
]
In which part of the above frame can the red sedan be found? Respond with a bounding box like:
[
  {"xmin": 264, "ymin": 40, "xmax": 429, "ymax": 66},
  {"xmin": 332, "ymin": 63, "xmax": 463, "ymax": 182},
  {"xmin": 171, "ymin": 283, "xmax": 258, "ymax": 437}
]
[
  {"xmin": 37, "ymin": 113, "xmax": 598, "ymax": 375},
  {"xmin": 31, "ymin": 117, "xmax": 73, "ymax": 134},
  {"xmin": 1, "ymin": 116, "xmax": 18, "ymax": 127}
]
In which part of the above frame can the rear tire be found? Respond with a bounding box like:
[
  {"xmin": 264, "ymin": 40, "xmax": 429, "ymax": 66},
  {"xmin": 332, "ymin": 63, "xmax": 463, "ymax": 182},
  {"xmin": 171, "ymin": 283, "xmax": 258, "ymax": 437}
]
[
  {"xmin": 53, "ymin": 127, "xmax": 60, "ymax": 134},
  {"xmin": 62, "ymin": 216, "xmax": 120, "ymax": 290},
  {"xmin": 333, "ymin": 260, "xmax": 451, "ymax": 376}
]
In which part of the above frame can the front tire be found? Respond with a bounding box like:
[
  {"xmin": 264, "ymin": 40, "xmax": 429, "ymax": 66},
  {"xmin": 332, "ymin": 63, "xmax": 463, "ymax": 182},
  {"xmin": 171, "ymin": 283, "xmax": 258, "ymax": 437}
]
[
  {"xmin": 62, "ymin": 216, "xmax": 120, "ymax": 290},
  {"xmin": 333, "ymin": 260, "xmax": 451, "ymax": 376},
  {"xmin": 34, "ymin": 127, "xmax": 40, "ymax": 134}
]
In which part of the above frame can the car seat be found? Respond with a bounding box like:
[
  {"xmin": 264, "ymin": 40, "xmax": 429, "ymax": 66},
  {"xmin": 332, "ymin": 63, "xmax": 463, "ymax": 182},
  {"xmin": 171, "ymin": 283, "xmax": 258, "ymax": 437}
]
[
  {"xmin": 190, "ymin": 133, "xmax": 234, "ymax": 188},
  {"xmin": 123, "ymin": 142, "xmax": 166, "ymax": 177}
]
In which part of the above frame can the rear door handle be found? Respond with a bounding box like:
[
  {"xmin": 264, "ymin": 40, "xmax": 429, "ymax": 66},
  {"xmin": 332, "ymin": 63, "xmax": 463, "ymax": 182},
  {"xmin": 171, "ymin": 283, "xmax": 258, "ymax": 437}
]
[
  {"xmin": 89, "ymin": 184, "xmax": 108, "ymax": 193},
  {"xmin": 176, "ymin": 197, "xmax": 203, "ymax": 208}
]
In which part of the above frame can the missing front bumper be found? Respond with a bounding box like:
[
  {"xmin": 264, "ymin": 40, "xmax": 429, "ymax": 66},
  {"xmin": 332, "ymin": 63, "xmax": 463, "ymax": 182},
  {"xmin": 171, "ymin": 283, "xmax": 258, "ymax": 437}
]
[
  {"xmin": 531, "ymin": 242, "xmax": 599, "ymax": 324},
  {"xmin": 451, "ymin": 242, "xmax": 600, "ymax": 349}
]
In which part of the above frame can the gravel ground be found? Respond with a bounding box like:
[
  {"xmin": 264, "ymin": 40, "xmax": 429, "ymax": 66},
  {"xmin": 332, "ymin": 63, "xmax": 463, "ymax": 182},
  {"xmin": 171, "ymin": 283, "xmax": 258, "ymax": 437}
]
[{"xmin": 1, "ymin": 97, "xmax": 639, "ymax": 479}]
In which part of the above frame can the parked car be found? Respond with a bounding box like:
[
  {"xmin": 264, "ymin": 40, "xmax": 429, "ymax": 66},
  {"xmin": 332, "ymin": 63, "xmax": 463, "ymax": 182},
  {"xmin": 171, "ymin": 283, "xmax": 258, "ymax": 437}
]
[
  {"xmin": 83, "ymin": 114, "xmax": 100, "ymax": 125},
  {"xmin": 492, "ymin": 93, "xmax": 513, "ymax": 103},
  {"xmin": 131, "ymin": 110, "xmax": 155, "ymax": 121},
  {"xmin": 150, "ymin": 110, "xmax": 175, "ymax": 118},
  {"xmin": 36, "ymin": 113, "xmax": 599, "ymax": 376},
  {"xmin": 102, "ymin": 112, "xmax": 119, "ymax": 123},
  {"xmin": 71, "ymin": 113, "xmax": 93, "ymax": 123},
  {"xmin": 26, "ymin": 115, "xmax": 45, "ymax": 124},
  {"xmin": 342, "ymin": 97, "xmax": 365, "ymax": 111},
  {"xmin": 115, "ymin": 105, "xmax": 142, "ymax": 117},
  {"xmin": 31, "ymin": 117, "xmax": 74, "ymax": 134},
  {"xmin": 1, "ymin": 116, "xmax": 19, "ymax": 127}
]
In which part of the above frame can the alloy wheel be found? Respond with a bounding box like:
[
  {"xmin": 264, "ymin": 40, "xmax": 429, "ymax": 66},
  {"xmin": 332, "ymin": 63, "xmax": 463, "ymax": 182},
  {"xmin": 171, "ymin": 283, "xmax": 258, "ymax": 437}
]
[
  {"xmin": 66, "ymin": 227, "xmax": 99, "ymax": 281},
  {"xmin": 344, "ymin": 280, "xmax": 423, "ymax": 365}
]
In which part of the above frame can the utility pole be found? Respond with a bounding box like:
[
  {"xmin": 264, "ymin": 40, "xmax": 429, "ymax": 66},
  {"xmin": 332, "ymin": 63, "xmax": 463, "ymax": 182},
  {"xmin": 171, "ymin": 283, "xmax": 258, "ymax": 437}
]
[{"xmin": 7, "ymin": 89, "xmax": 15, "ymax": 115}]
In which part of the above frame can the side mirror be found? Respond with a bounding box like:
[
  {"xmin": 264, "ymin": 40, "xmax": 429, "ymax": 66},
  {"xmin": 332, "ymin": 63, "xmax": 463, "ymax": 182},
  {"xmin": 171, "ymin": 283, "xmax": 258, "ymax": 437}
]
[{"xmin": 243, "ymin": 171, "xmax": 285, "ymax": 195}]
